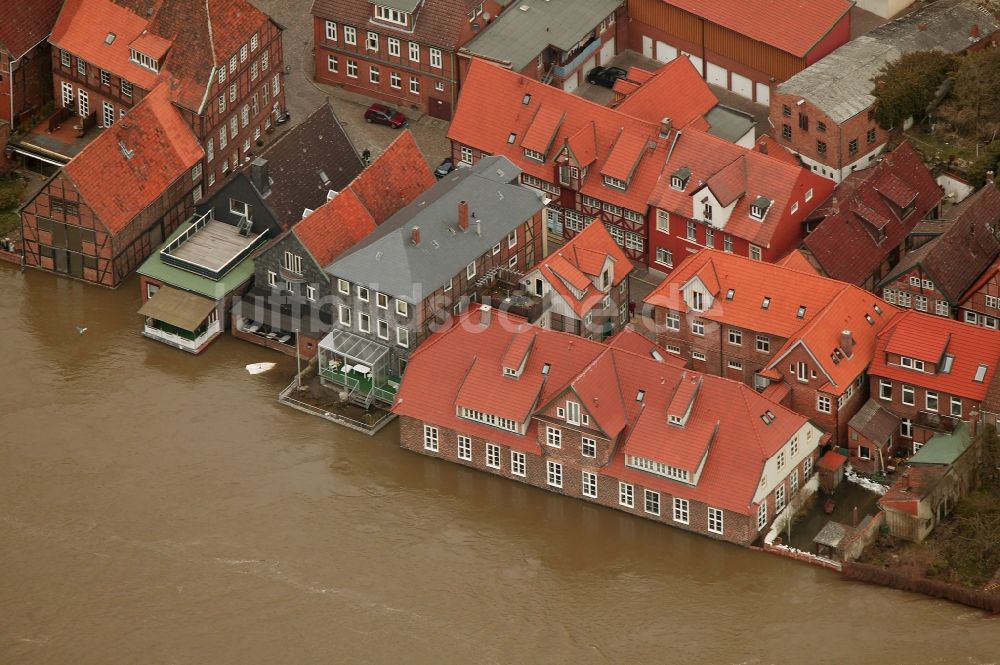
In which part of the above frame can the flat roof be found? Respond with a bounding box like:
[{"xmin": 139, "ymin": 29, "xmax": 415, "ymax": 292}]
[
  {"xmin": 909, "ymin": 421, "xmax": 972, "ymax": 466},
  {"xmin": 464, "ymin": 0, "xmax": 622, "ymax": 71},
  {"xmin": 165, "ymin": 218, "xmax": 262, "ymax": 274}
]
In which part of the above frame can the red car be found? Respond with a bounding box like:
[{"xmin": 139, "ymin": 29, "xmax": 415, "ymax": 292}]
[{"xmin": 364, "ymin": 103, "xmax": 407, "ymax": 128}]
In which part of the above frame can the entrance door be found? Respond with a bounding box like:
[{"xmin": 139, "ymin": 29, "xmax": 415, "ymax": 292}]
[
  {"xmin": 428, "ymin": 97, "xmax": 451, "ymax": 120},
  {"xmin": 641, "ymin": 35, "xmax": 652, "ymax": 59}
]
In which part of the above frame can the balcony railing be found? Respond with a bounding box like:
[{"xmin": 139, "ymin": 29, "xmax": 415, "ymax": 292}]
[{"xmin": 552, "ymin": 38, "xmax": 601, "ymax": 79}]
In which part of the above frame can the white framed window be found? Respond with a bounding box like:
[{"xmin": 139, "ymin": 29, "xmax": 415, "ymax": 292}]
[
  {"xmin": 900, "ymin": 418, "xmax": 913, "ymax": 438},
  {"xmin": 656, "ymin": 248, "xmax": 673, "ymax": 267},
  {"xmin": 390, "ymin": 72, "xmax": 401, "ymax": 89},
  {"xmin": 338, "ymin": 305, "xmax": 352, "ymax": 327},
  {"xmin": 508, "ymin": 229, "xmax": 517, "ymax": 249},
  {"xmin": 951, "ymin": 396, "xmax": 962, "ymax": 417},
  {"xmin": 346, "ymin": 59, "xmax": 357, "ymax": 78},
  {"xmin": 879, "ymin": 379, "xmax": 892, "ymax": 400},
  {"xmin": 395, "ymin": 300, "xmax": 408, "ymax": 316},
  {"xmin": 692, "ymin": 319, "xmax": 704, "ymax": 336},
  {"xmin": 375, "ymin": 5, "xmax": 409, "ymax": 25},
  {"xmin": 756, "ymin": 335, "xmax": 769, "ymax": 353},
  {"xmin": 377, "ymin": 319, "xmax": 389, "ymax": 340},
  {"xmin": 306, "ymin": 285, "xmax": 317, "ymax": 301},
  {"xmin": 388, "ymin": 37, "xmax": 400, "ymax": 57},
  {"xmin": 366, "ymin": 31, "xmax": 379, "ymax": 51},
  {"xmin": 817, "ymin": 394, "xmax": 831, "ymax": 413},
  {"xmin": 902, "ymin": 384, "xmax": 914, "ymax": 406},
  {"xmin": 327, "ymin": 55, "xmax": 338, "ymax": 72},
  {"xmin": 457, "ymin": 435, "xmax": 472, "ymax": 461},
  {"xmin": 510, "ymin": 450, "xmax": 526, "ymax": 476},
  {"xmin": 357, "ymin": 285, "xmax": 369, "ymax": 302},
  {"xmin": 692, "ymin": 350, "xmax": 706, "ymax": 361},
  {"xmin": 546, "ymin": 426, "xmax": 561, "ymax": 448},
  {"xmin": 926, "ymin": 391, "xmax": 938, "ymax": 412},
  {"xmin": 547, "ymin": 461, "xmax": 563, "ymax": 488},
  {"xmin": 582, "ymin": 472, "xmax": 598, "ymax": 498},
  {"xmin": 486, "ymin": 443, "xmax": 501, "ymax": 469},
  {"xmin": 749, "ymin": 244, "xmax": 762, "ymax": 261},
  {"xmin": 251, "ymin": 33, "xmax": 259, "ymax": 51},
  {"xmin": 423, "ymin": 425, "xmax": 438, "ymax": 451},
  {"xmin": 775, "ymin": 483, "xmax": 786, "ymax": 512},
  {"xmin": 581, "ymin": 437, "xmax": 596, "ymax": 458},
  {"xmin": 728, "ymin": 329, "xmax": 742, "ymax": 345},
  {"xmin": 430, "ymin": 47, "xmax": 442, "ymax": 68},
  {"xmin": 325, "ymin": 20, "xmax": 337, "ymax": 40},
  {"xmin": 672, "ymin": 497, "xmax": 689, "ymax": 523},
  {"xmin": 344, "ymin": 26, "xmax": 357, "ymax": 45},
  {"xmin": 60, "ymin": 50, "xmax": 71, "ymax": 67},
  {"xmin": 460, "ymin": 146, "xmax": 473, "ymax": 164},
  {"xmin": 790, "ymin": 469, "xmax": 799, "ymax": 495},
  {"xmin": 804, "ymin": 455, "xmax": 813, "ymax": 480},
  {"xmin": 619, "ymin": 482, "xmax": 634, "ymax": 508},
  {"xmin": 396, "ymin": 326, "xmax": 409, "ymax": 348},
  {"xmin": 267, "ymin": 270, "xmax": 277, "ymax": 287},
  {"xmin": 408, "ymin": 41, "xmax": 419, "ymax": 62},
  {"xmin": 376, "ymin": 292, "xmax": 388, "ymax": 309},
  {"xmin": 565, "ymin": 400, "xmax": 580, "ymax": 425},
  {"xmin": 337, "ymin": 278, "xmax": 350, "ymax": 295},
  {"xmin": 666, "ymin": 311, "xmax": 680, "ymax": 330},
  {"xmin": 409, "ymin": 77, "xmax": 420, "ymax": 95},
  {"xmin": 358, "ymin": 313, "xmax": 371, "ymax": 333},
  {"xmin": 707, "ymin": 507, "xmax": 724, "ymax": 535},
  {"xmin": 466, "ymin": 261, "xmax": 476, "ymax": 280},
  {"xmin": 777, "ymin": 450, "xmax": 785, "ymax": 471},
  {"xmin": 757, "ymin": 502, "xmax": 767, "ymax": 531}
]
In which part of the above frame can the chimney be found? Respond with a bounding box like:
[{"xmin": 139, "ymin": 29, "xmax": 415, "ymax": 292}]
[
  {"xmin": 852, "ymin": 506, "xmax": 859, "ymax": 528},
  {"xmin": 250, "ymin": 157, "xmax": 270, "ymax": 195},
  {"xmin": 480, "ymin": 304, "xmax": 492, "ymax": 326},
  {"xmin": 971, "ymin": 23, "xmax": 981, "ymax": 39},
  {"xmin": 902, "ymin": 471, "xmax": 911, "ymax": 491},
  {"xmin": 410, "ymin": 226, "xmax": 421, "ymax": 245},
  {"xmin": 840, "ymin": 329, "xmax": 854, "ymax": 358},
  {"xmin": 758, "ymin": 140, "xmax": 768, "ymax": 155},
  {"xmin": 917, "ymin": 22, "xmax": 928, "ymax": 31},
  {"xmin": 458, "ymin": 200, "xmax": 469, "ymax": 231},
  {"xmin": 475, "ymin": 219, "xmax": 481, "ymax": 236},
  {"xmin": 659, "ymin": 117, "xmax": 673, "ymax": 137},
  {"xmin": 969, "ymin": 410, "xmax": 979, "ymax": 438},
  {"xmin": 987, "ymin": 170, "xmax": 995, "ymax": 184}
]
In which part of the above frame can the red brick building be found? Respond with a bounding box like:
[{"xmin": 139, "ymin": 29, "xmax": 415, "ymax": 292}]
[
  {"xmin": 311, "ymin": 0, "xmax": 504, "ymax": 121},
  {"xmin": 959, "ymin": 257, "xmax": 1000, "ymax": 330},
  {"xmin": 449, "ymin": 59, "xmax": 830, "ymax": 270},
  {"xmin": 878, "ymin": 183, "xmax": 1000, "ymax": 319},
  {"xmin": 644, "ymin": 249, "xmax": 897, "ymax": 444},
  {"xmin": 394, "ymin": 305, "xmax": 824, "ymax": 546},
  {"xmin": 772, "ymin": 0, "xmax": 1000, "ymax": 183},
  {"xmin": 627, "ymin": 0, "xmax": 851, "ymax": 106},
  {"xmin": 800, "ymin": 141, "xmax": 943, "ymax": 291},
  {"xmin": 0, "ymin": 0, "xmax": 63, "ymax": 150},
  {"xmin": 20, "ymin": 84, "xmax": 204, "ymax": 286},
  {"xmin": 866, "ymin": 310, "xmax": 1000, "ymax": 457},
  {"xmin": 520, "ymin": 221, "xmax": 632, "ymax": 340},
  {"xmin": 18, "ymin": 0, "xmax": 284, "ymax": 193}
]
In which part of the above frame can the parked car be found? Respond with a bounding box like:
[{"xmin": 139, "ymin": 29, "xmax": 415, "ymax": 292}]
[
  {"xmin": 434, "ymin": 157, "xmax": 455, "ymax": 179},
  {"xmin": 586, "ymin": 66, "xmax": 628, "ymax": 88},
  {"xmin": 364, "ymin": 103, "xmax": 407, "ymax": 128}
]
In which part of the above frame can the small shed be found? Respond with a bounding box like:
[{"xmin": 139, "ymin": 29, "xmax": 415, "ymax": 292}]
[
  {"xmin": 818, "ymin": 450, "xmax": 847, "ymax": 493},
  {"xmin": 813, "ymin": 520, "xmax": 855, "ymax": 560}
]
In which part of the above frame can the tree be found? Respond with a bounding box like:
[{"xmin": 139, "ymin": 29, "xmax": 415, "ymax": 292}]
[
  {"xmin": 872, "ymin": 51, "xmax": 957, "ymax": 129},
  {"xmin": 951, "ymin": 48, "xmax": 1000, "ymax": 137}
]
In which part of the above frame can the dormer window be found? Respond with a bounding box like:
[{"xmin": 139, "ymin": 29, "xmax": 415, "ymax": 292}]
[
  {"xmin": 702, "ymin": 202, "xmax": 713, "ymax": 221},
  {"xmin": 603, "ymin": 175, "xmax": 627, "ymax": 190},
  {"xmin": 668, "ymin": 415, "xmax": 682, "ymax": 426},
  {"xmin": 130, "ymin": 48, "xmax": 159, "ymax": 72},
  {"xmin": 374, "ymin": 4, "xmax": 410, "ymax": 26},
  {"xmin": 899, "ymin": 356, "xmax": 925, "ymax": 372},
  {"xmin": 750, "ymin": 196, "xmax": 772, "ymax": 220},
  {"xmin": 690, "ymin": 291, "xmax": 704, "ymax": 311},
  {"xmin": 524, "ymin": 148, "xmax": 545, "ymax": 162},
  {"xmin": 671, "ymin": 167, "xmax": 691, "ymax": 191}
]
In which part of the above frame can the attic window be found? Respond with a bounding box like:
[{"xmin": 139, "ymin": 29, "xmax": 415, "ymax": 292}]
[
  {"xmin": 750, "ymin": 196, "xmax": 772, "ymax": 220},
  {"xmin": 670, "ymin": 167, "xmax": 691, "ymax": 191},
  {"xmin": 668, "ymin": 415, "xmax": 683, "ymax": 426},
  {"xmin": 541, "ymin": 363, "xmax": 551, "ymax": 375},
  {"xmin": 105, "ymin": 33, "xmax": 116, "ymax": 45},
  {"xmin": 874, "ymin": 304, "xmax": 883, "ymax": 315},
  {"xmin": 507, "ymin": 133, "xmax": 516, "ymax": 144},
  {"xmin": 603, "ymin": 175, "xmax": 627, "ymax": 191},
  {"xmin": 726, "ymin": 288, "xmax": 735, "ymax": 300},
  {"xmin": 761, "ymin": 410, "xmax": 775, "ymax": 425},
  {"xmin": 522, "ymin": 93, "xmax": 531, "ymax": 105},
  {"xmin": 503, "ymin": 367, "xmax": 518, "ymax": 377},
  {"xmin": 636, "ymin": 390, "xmax": 645, "ymax": 402},
  {"xmin": 524, "ymin": 148, "xmax": 545, "ymax": 162},
  {"xmin": 650, "ymin": 349, "xmax": 664, "ymax": 362},
  {"xmin": 940, "ymin": 354, "xmax": 954, "ymax": 374},
  {"xmin": 865, "ymin": 313, "xmax": 874, "ymax": 325},
  {"xmin": 130, "ymin": 48, "xmax": 160, "ymax": 73},
  {"xmin": 974, "ymin": 363, "xmax": 988, "ymax": 383},
  {"xmin": 761, "ymin": 296, "xmax": 771, "ymax": 310},
  {"xmin": 796, "ymin": 305, "xmax": 806, "ymax": 319}
]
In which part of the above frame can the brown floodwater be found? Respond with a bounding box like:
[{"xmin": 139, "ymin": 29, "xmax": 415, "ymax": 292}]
[{"xmin": 0, "ymin": 263, "xmax": 996, "ymax": 664}]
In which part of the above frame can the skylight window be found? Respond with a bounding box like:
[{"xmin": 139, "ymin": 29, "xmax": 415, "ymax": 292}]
[
  {"xmin": 726, "ymin": 288, "xmax": 735, "ymax": 300},
  {"xmin": 874, "ymin": 304, "xmax": 883, "ymax": 315},
  {"xmin": 507, "ymin": 133, "xmax": 516, "ymax": 144},
  {"xmin": 105, "ymin": 33, "xmax": 116, "ymax": 45},
  {"xmin": 541, "ymin": 363, "xmax": 551, "ymax": 375},
  {"xmin": 522, "ymin": 93, "xmax": 531, "ymax": 105},
  {"xmin": 761, "ymin": 296, "xmax": 771, "ymax": 310},
  {"xmin": 636, "ymin": 390, "xmax": 645, "ymax": 402},
  {"xmin": 796, "ymin": 305, "xmax": 806, "ymax": 319},
  {"xmin": 974, "ymin": 363, "xmax": 988, "ymax": 383},
  {"xmin": 865, "ymin": 313, "xmax": 874, "ymax": 325}
]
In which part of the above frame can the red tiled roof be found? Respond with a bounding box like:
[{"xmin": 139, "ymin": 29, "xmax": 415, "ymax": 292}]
[
  {"xmin": 776, "ymin": 249, "xmax": 821, "ymax": 275},
  {"xmin": 0, "ymin": 0, "xmax": 64, "ymax": 58},
  {"xmin": 450, "ymin": 59, "xmax": 829, "ymax": 243},
  {"xmin": 63, "ymin": 83, "xmax": 203, "ymax": 234},
  {"xmin": 880, "ymin": 466, "xmax": 947, "ymax": 515},
  {"xmin": 348, "ymin": 131, "xmax": 435, "ymax": 225},
  {"xmin": 52, "ymin": 0, "xmax": 273, "ymax": 112},
  {"xmin": 803, "ymin": 142, "xmax": 942, "ymax": 286},
  {"xmin": 647, "ymin": 250, "xmax": 897, "ymax": 395},
  {"xmin": 292, "ymin": 188, "xmax": 376, "ymax": 267},
  {"xmin": 522, "ymin": 106, "xmax": 565, "ymax": 155},
  {"xmin": 664, "ymin": 0, "xmax": 853, "ymax": 58},
  {"xmin": 394, "ymin": 305, "xmax": 811, "ymax": 516},
  {"xmin": 605, "ymin": 326, "xmax": 686, "ymax": 367},
  {"xmin": 871, "ymin": 310, "xmax": 1000, "ymax": 402},
  {"xmin": 960, "ymin": 256, "xmax": 1000, "ymax": 306},
  {"xmin": 311, "ymin": 0, "xmax": 483, "ymax": 51},
  {"xmin": 817, "ymin": 450, "xmax": 846, "ymax": 471},
  {"xmin": 526, "ymin": 221, "xmax": 632, "ymax": 317},
  {"xmin": 612, "ymin": 58, "xmax": 718, "ymax": 129}
]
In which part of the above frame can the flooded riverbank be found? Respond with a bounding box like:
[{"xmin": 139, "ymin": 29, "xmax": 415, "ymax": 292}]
[{"xmin": 0, "ymin": 263, "xmax": 995, "ymax": 664}]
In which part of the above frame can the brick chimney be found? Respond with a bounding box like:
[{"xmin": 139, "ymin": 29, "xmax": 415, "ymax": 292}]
[
  {"xmin": 250, "ymin": 157, "xmax": 270, "ymax": 195},
  {"xmin": 660, "ymin": 117, "xmax": 673, "ymax": 138},
  {"xmin": 410, "ymin": 226, "xmax": 421, "ymax": 246},
  {"xmin": 840, "ymin": 329, "xmax": 854, "ymax": 358},
  {"xmin": 757, "ymin": 140, "xmax": 768, "ymax": 155},
  {"xmin": 972, "ymin": 23, "xmax": 981, "ymax": 39},
  {"xmin": 458, "ymin": 200, "xmax": 469, "ymax": 231}
]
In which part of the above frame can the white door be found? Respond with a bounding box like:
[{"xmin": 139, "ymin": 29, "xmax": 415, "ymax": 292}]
[
  {"xmin": 77, "ymin": 89, "xmax": 89, "ymax": 117},
  {"xmin": 731, "ymin": 72, "xmax": 753, "ymax": 99},
  {"xmin": 61, "ymin": 81, "xmax": 73, "ymax": 108},
  {"xmin": 642, "ymin": 35, "xmax": 653, "ymax": 59},
  {"xmin": 706, "ymin": 62, "xmax": 727, "ymax": 87},
  {"xmin": 756, "ymin": 82, "xmax": 771, "ymax": 106},
  {"xmin": 562, "ymin": 73, "xmax": 579, "ymax": 94},
  {"xmin": 655, "ymin": 41, "xmax": 677, "ymax": 63},
  {"xmin": 600, "ymin": 37, "xmax": 615, "ymax": 65}
]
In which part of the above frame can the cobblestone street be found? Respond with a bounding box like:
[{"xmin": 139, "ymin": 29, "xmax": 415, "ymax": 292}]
[{"xmin": 250, "ymin": 0, "xmax": 452, "ymax": 168}]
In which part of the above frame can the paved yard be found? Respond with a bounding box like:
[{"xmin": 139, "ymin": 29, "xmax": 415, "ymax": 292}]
[{"xmin": 250, "ymin": 0, "xmax": 451, "ymax": 168}]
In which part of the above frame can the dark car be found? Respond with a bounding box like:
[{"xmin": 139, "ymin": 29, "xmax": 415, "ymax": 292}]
[
  {"xmin": 586, "ymin": 66, "xmax": 628, "ymax": 88},
  {"xmin": 364, "ymin": 103, "xmax": 407, "ymax": 128},
  {"xmin": 434, "ymin": 157, "xmax": 455, "ymax": 179}
]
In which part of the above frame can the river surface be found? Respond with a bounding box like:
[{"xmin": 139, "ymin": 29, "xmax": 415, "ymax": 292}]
[{"xmin": 0, "ymin": 263, "xmax": 996, "ymax": 664}]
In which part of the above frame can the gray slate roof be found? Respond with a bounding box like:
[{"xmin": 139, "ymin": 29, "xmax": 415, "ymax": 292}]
[
  {"xmin": 325, "ymin": 156, "xmax": 544, "ymax": 301},
  {"xmin": 777, "ymin": 0, "xmax": 1000, "ymax": 124},
  {"xmin": 464, "ymin": 0, "xmax": 622, "ymax": 71}
]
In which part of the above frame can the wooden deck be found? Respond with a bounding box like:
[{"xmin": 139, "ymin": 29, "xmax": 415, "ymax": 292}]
[{"xmin": 170, "ymin": 220, "xmax": 256, "ymax": 271}]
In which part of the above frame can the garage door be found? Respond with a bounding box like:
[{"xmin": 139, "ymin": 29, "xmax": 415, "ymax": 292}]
[
  {"xmin": 563, "ymin": 73, "xmax": 578, "ymax": 93},
  {"xmin": 682, "ymin": 52, "xmax": 703, "ymax": 75},
  {"xmin": 600, "ymin": 37, "xmax": 615, "ymax": 65},
  {"xmin": 642, "ymin": 35, "xmax": 653, "ymax": 59},
  {"xmin": 706, "ymin": 62, "xmax": 727, "ymax": 87},
  {"xmin": 731, "ymin": 72, "xmax": 753, "ymax": 99},
  {"xmin": 755, "ymin": 82, "xmax": 770, "ymax": 106},
  {"xmin": 655, "ymin": 41, "xmax": 677, "ymax": 63}
]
